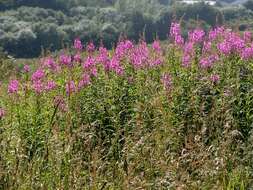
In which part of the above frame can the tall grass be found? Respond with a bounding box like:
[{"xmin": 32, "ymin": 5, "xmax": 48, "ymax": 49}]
[{"xmin": 0, "ymin": 24, "xmax": 253, "ymax": 189}]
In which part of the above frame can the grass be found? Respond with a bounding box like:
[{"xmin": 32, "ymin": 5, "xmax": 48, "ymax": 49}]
[{"xmin": 0, "ymin": 27, "xmax": 253, "ymax": 189}]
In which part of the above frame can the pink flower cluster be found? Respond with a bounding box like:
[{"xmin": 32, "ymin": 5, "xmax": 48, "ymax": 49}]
[
  {"xmin": 167, "ymin": 22, "xmax": 253, "ymax": 71},
  {"xmin": 130, "ymin": 41, "xmax": 149, "ymax": 69},
  {"xmin": 74, "ymin": 38, "xmax": 83, "ymax": 51},
  {"xmin": 150, "ymin": 40, "xmax": 163, "ymax": 67},
  {"xmin": 87, "ymin": 42, "xmax": 95, "ymax": 53},
  {"xmin": 109, "ymin": 57, "xmax": 124, "ymax": 75},
  {"xmin": 32, "ymin": 69, "xmax": 45, "ymax": 81},
  {"xmin": 78, "ymin": 74, "xmax": 91, "ymax": 91},
  {"xmin": 60, "ymin": 54, "xmax": 72, "ymax": 67},
  {"xmin": 97, "ymin": 47, "xmax": 110, "ymax": 71},
  {"xmin": 199, "ymin": 55, "xmax": 219, "ymax": 69},
  {"xmin": 7, "ymin": 22, "xmax": 253, "ymax": 100},
  {"xmin": 170, "ymin": 22, "xmax": 184, "ymax": 46},
  {"xmin": 83, "ymin": 56, "xmax": 98, "ymax": 77},
  {"xmin": 182, "ymin": 42, "xmax": 194, "ymax": 68},
  {"xmin": 188, "ymin": 29, "xmax": 205, "ymax": 43},
  {"xmin": 241, "ymin": 46, "xmax": 253, "ymax": 60},
  {"xmin": 8, "ymin": 80, "xmax": 19, "ymax": 94},
  {"xmin": 23, "ymin": 65, "xmax": 30, "ymax": 73},
  {"xmin": 208, "ymin": 27, "xmax": 225, "ymax": 41},
  {"xmin": 31, "ymin": 68, "xmax": 57, "ymax": 94},
  {"xmin": 74, "ymin": 53, "xmax": 82, "ymax": 63},
  {"xmin": 115, "ymin": 40, "xmax": 134, "ymax": 59},
  {"xmin": 66, "ymin": 80, "xmax": 76, "ymax": 96},
  {"xmin": 152, "ymin": 40, "xmax": 162, "ymax": 53},
  {"xmin": 202, "ymin": 41, "xmax": 212, "ymax": 54},
  {"xmin": 43, "ymin": 57, "xmax": 58, "ymax": 71}
]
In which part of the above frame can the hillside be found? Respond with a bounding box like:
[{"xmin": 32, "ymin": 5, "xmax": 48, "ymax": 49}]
[
  {"xmin": 1, "ymin": 0, "xmax": 253, "ymax": 58},
  {"xmin": 220, "ymin": 0, "xmax": 247, "ymax": 3}
]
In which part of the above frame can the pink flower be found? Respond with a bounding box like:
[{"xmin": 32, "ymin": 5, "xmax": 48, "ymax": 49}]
[
  {"xmin": 182, "ymin": 42, "xmax": 194, "ymax": 68},
  {"xmin": 208, "ymin": 27, "xmax": 225, "ymax": 41},
  {"xmin": 208, "ymin": 29, "xmax": 217, "ymax": 41},
  {"xmin": 32, "ymin": 80, "xmax": 44, "ymax": 94},
  {"xmin": 152, "ymin": 40, "xmax": 162, "ymax": 53},
  {"xmin": 97, "ymin": 47, "xmax": 110, "ymax": 71},
  {"xmin": 32, "ymin": 69, "xmax": 45, "ymax": 81},
  {"xmin": 115, "ymin": 40, "xmax": 134, "ymax": 59},
  {"xmin": 83, "ymin": 56, "xmax": 96, "ymax": 69},
  {"xmin": 170, "ymin": 22, "xmax": 181, "ymax": 37},
  {"xmin": 218, "ymin": 32, "xmax": 245, "ymax": 55},
  {"xmin": 82, "ymin": 73, "xmax": 91, "ymax": 84},
  {"xmin": 74, "ymin": 38, "xmax": 83, "ymax": 50},
  {"xmin": 217, "ymin": 41, "xmax": 232, "ymax": 55},
  {"xmin": 130, "ymin": 41, "xmax": 149, "ymax": 69},
  {"xmin": 74, "ymin": 53, "xmax": 81, "ymax": 63},
  {"xmin": 124, "ymin": 40, "xmax": 134, "ymax": 50},
  {"xmin": 169, "ymin": 22, "xmax": 184, "ymax": 46},
  {"xmin": 184, "ymin": 42, "xmax": 194, "ymax": 55},
  {"xmin": 78, "ymin": 74, "xmax": 91, "ymax": 90},
  {"xmin": 66, "ymin": 80, "xmax": 76, "ymax": 96},
  {"xmin": 110, "ymin": 56, "xmax": 124, "ymax": 75},
  {"xmin": 43, "ymin": 58, "xmax": 58, "ymax": 71},
  {"xmin": 23, "ymin": 65, "xmax": 30, "ymax": 73},
  {"xmin": 45, "ymin": 80, "xmax": 57, "ymax": 91},
  {"xmin": 161, "ymin": 73, "xmax": 173, "ymax": 91},
  {"xmin": 90, "ymin": 67, "xmax": 98, "ymax": 77},
  {"xmin": 0, "ymin": 108, "xmax": 5, "ymax": 119},
  {"xmin": 150, "ymin": 58, "xmax": 163, "ymax": 67},
  {"xmin": 115, "ymin": 66, "xmax": 124, "ymax": 76},
  {"xmin": 174, "ymin": 35, "xmax": 184, "ymax": 46},
  {"xmin": 8, "ymin": 80, "xmax": 19, "ymax": 94},
  {"xmin": 182, "ymin": 54, "xmax": 191, "ymax": 68},
  {"xmin": 241, "ymin": 46, "xmax": 253, "ymax": 60},
  {"xmin": 60, "ymin": 54, "xmax": 72, "ymax": 67},
  {"xmin": 108, "ymin": 55, "xmax": 125, "ymax": 75},
  {"xmin": 199, "ymin": 55, "xmax": 218, "ymax": 69},
  {"xmin": 188, "ymin": 28, "xmax": 205, "ymax": 43},
  {"xmin": 97, "ymin": 47, "xmax": 109, "ymax": 62},
  {"xmin": 87, "ymin": 42, "xmax": 95, "ymax": 53},
  {"xmin": 202, "ymin": 41, "xmax": 212, "ymax": 54},
  {"xmin": 229, "ymin": 33, "xmax": 245, "ymax": 51},
  {"xmin": 210, "ymin": 74, "xmax": 220, "ymax": 83}
]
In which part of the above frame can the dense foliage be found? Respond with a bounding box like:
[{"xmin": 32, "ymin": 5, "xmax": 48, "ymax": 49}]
[
  {"xmin": 0, "ymin": 23, "xmax": 253, "ymax": 189},
  {"xmin": 1, "ymin": 0, "xmax": 253, "ymax": 58}
]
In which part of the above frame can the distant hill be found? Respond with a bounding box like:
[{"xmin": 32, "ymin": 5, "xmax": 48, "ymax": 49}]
[
  {"xmin": 179, "ymin": 0, "xmax": 248, "ymax": 6},
  {"xmin": 219, "ymin": 0, "xmax": 248, "ymax": 4}
]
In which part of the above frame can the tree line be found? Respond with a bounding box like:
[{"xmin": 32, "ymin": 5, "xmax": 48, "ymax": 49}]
[{"xmin": 0, "ymin": 0, "xmax": 253, "ymax": 57}]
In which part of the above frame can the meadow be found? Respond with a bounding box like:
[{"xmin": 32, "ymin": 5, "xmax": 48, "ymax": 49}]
[{"xmin": 0, "ymin": 23, "xmax": 253, "ymax": 189}]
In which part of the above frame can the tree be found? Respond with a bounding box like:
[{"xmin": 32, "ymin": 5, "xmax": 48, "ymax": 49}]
[
  {"xmin": 0, "ymin": 0, "xmax": 14, "ymax": 10},
  {"xmin": 158, "ymin": 0, "xmax": 169, "ymax": 5},
  {"xmin": 243, "ymin": 0, "xmax": 253, "ymax": 11}
]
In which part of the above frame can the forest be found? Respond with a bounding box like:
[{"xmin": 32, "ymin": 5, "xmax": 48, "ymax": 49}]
[{"xmin": 1, "ymin": 0, "xmax": 253, "ymax": 57}]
